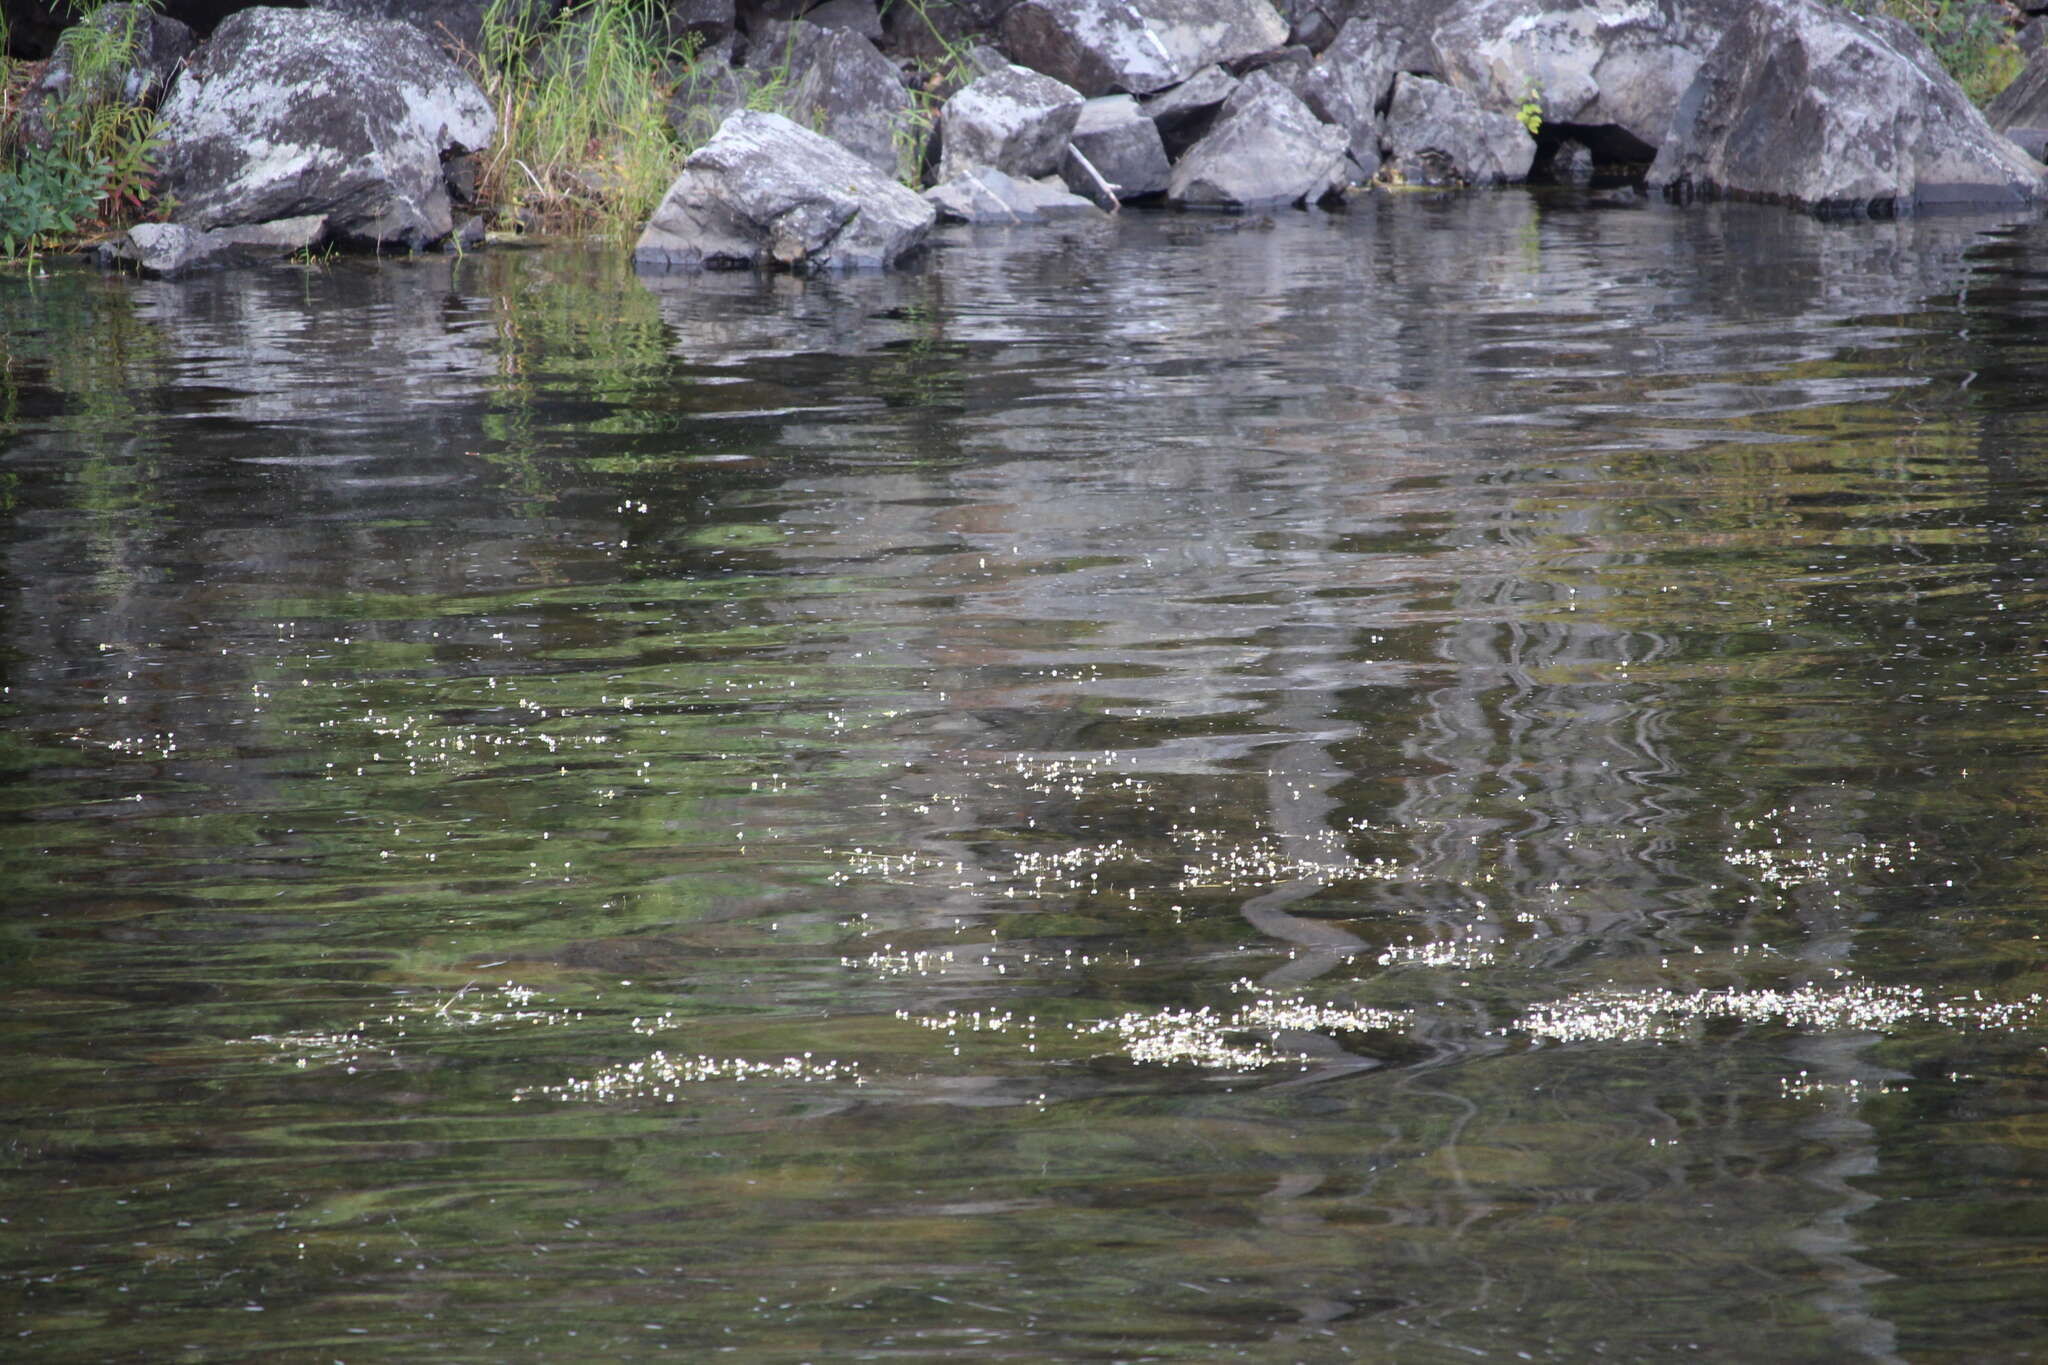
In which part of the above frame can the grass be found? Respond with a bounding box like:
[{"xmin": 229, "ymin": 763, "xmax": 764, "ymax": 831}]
[{"xmin": 469, "ymin": 0, "xmax": 699, "ymax": 238}]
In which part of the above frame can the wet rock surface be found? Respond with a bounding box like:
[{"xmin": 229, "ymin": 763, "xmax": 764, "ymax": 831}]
[
  {"xmin": 634, "ymin": 109, "xmax": 935, "ymax": 271},
  {"xmin": 926, "ymin": 167, "xmax": 1108, "ymax": 221},
  {"xmin": 95, "ymin": 214, "xmax": 328, "ymax": 277}
]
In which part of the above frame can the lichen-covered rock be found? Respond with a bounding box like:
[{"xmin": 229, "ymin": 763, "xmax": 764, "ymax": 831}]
[
  {"xmin": 937, "ymin": 65, "xmax": 1085, "ymax": 183},
  {"xmin": 634, "ymin": 109, "xmax": 934, "ymax": 271},
  {"xmin": 16, "ymin": 4, "xmax": 193, "ymax": 151},
  {"xmin": 1290, "ymin": 17, "xmax": 1398, "ymax": 183},
  {"xmin": 925, "ymin": 167, "xmax": 1108, "ymax": 221},
  {"xmin": 1060, "ymin": 94, "xmax": 1172, "ymax": 205},
  {"xmin": 1382, "ymin": 72, "xmax": 1535, "ymax": 186},
  {"xmin": 155, "ymin": 7, "xmax": 494, "ymax": 249},
  {"xmin": 1647, "ymin": 0, "xmax": 2043, "ymax": 215},
  {"xmin": 95, "ymin": 214, "xmax": 329, "ymax": 278},
  {"xmin": 744, "ymin": 21, "xmax": 917, "ymax": 179},
  {"xmin": 1000, "ymin": 0, "xmax": 1288, "ymax": 97},
  {"xmin": 1423, "ymin": 0, "xmax": 1739, "ymax": 158},
  {"xmin": 1166, "ymin": 70, "xmax": 1348, "ymax": 208}
]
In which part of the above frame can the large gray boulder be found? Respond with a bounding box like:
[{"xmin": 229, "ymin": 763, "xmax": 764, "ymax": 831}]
[
  {"xmin": 936, "ymin": 64, "xmax": 1085, "ymax": 183},
  {"xmin": 155, "ymin": 7, "xmax": 494, "ymax": 249},
  {"xmin": 1382, "ymin": 72, "xmax": 1535, "ymax": 186},
  {"xmin": 745, "ymin": 21, "xmax": 917, "ymax": 179},
  {"xmin": 1290, "ymin": 17, "xmax": 1399, "ymax": 183},
  {"xmin": 1423, "ymin": 0, "xmax": 1737, "ymax": 158},
  {"xmin": 635, "ymin": 109, "xmax": 935, "ymax": 270},
  {"xmin": 16, "ymin": 3, "xmax": 193, "ymax": 151},
  {"xmin": 1000, "ymin": 0, "xmax": 1289, "ymax": 97},
  {"xmin": 1061, "ymin": 94, "xmax": 1172, "ymax": 205},
  {"xmin": 1647, "ymin": 0, "xmax": 2044, "ymax": 215},
  {"xmin": 1166, "ymin": 70, "xmax": 1348, "ymax": 209}
]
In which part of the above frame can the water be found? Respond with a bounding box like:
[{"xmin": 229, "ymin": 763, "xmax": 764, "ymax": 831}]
[{"xmin": 4, "ymin": 194, "xmax": 2048, "ymax": 1363}]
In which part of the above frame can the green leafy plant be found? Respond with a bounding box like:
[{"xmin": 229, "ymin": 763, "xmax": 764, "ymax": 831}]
[
  {"xmin": 1517, "ymin": 86, "xmax": 1543, "ymax": 138},
  {"xmin": 0, "ymin": 143, "xmax": 105, "ymax": 259}
]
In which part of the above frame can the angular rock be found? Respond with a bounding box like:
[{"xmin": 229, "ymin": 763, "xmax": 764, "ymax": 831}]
[
  {"xmin": 1060, "ymin": 94, "xmax": 1172, "ymax": 204},
  {"xmin": 1166, "ymin": 70, "xmax": 1348, "ymax": 208},
  {"xmin": 1382, "ymin": 72, "xmax": 1535, "ymax": 187},
  {"xmin": 1140, "ymin": 64, "xmax": 1240, "ymax": 158},
  {"xmin": 155, "ymin": 8, "xmax": 495, "ymax": 249},
  {"xmin": 1989, "ymin": 43, "xmax": 2048, "ymax": 161},
  {"xmin": 802, "ymin": 0, "xmax": 884, "ymax": 43},
  {"xmin": 1291, "ymin": 17, "xmax": 1399, "ymax": 182},
  {"xmin": 744, "ymin": 21, "xmax": 917, "ymax": 178},
  {"xmin": 668, "ymin": 0, "xmax": 738, "ymax": 47},
  {"xmin": 1647, "ymin": 0, "xmax": 2043, "ymax": 215},
  {"xmin": 925, "ymin": 167, "xmax": 1108, "ymax": 221},
  {"xmin": 95, "ymin": 214, "xmax": 329, "ymax": 278},
  {"xmin": 1423, "ymin": 0, "xmax": 1738, "ymax": 159},
  {"xmin": 634, "ymin": 109, "xmax": 934, "ymax": 271},
  {"xmin": 16, "ymin": 3, "xmax": 193, "ymax": 151},
  {"xmin": 937, "ymin": 64, "xmax": 1085, "ymax": 183},
  {"xmin": 1000, "ymin": 0, "xmax": 1288, "ymax": 97}
]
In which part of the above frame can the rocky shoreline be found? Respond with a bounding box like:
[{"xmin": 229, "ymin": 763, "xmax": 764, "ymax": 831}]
[{"xmin": 31, "ymin": 0, "xmax": 2048, "ymax": 278}]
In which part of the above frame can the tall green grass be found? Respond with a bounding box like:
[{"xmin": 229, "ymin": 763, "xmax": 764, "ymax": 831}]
[{"xmin": 471, "ymin": 0, "xmax": 694, "ymax": 237}]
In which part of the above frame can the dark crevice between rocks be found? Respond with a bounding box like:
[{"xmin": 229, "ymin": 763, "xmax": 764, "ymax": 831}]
[{"xmin": 1528, "ymin": 121, "xmax": 1656, "ymax": 188}]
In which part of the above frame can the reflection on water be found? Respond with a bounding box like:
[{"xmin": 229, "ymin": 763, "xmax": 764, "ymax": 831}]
[{"xmin": 5, "ymin": 194, "xmax": 2048, "ymax": 1362}]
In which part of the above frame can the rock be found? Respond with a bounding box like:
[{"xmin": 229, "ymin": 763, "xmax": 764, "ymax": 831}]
[
  {"xmin": 1422, "ymin": 0, "xmax": 1737, "ymax": 160},
  {"xmin": 307, "ymin": 0, "xmax": 495, "ymax": 55},
  {"xmin": 1140, "ymin": 64, "xmax": 1240, "ymax": 158},
  {"xmin": 155, "ymin": 7, "xmax": 495, "ymax": 250},
  {"xmin": 1647, "ymin": 0, "xmax": 2043, "ymax": 215},
  {"xmin": 634, "ymin": 108, "xmax": 935, "ymax": 270},
  {"xmin": 999, "ymin": 0, "xmax": 1288, "ymax": 97},
  {"xmin": 1166, "ymin": 70, "xmax": 1348, "ymax": 208},
  {"xmin": 1060, "ymin": 94, "xmax": 1172, "ymax": 204},
  {"xmin": 1290, "ymin": 17, "xmax": 1399, "ymax": 183},
  {"xmin": 95, "ymin": 214, "xmax": 329, "ymax": 277},
  {"xmin": 16, "ymin": 3, "xmax": 193, "ymax": 151},
  {"xmin": 936, "ymin": 64, "xmax": 1085, "ymax": 183},
  {"xmin": 1547, "ymin": 137, "xmax": 1595, "ymax": 182},
  {"xmin": 925, "ymin": 167, "xmax": 1108, "ymax": 220},
  {"xmin": 669, "ymin": 0, "xmax": 739, "ymax": 48},
  {"xmin": 802, "ymin": 0, "xmax": 884, "ymax": 43},
  {"xmin": 1989, "ymin": 43, "xmax": 2048, "ymax": 140},
  {"xmin": 744, "ymin": 21, "xmax": 917, "ymax": 178},
  {"xmin": 1382, "ymin": 72, "xmax": 1535, "ymax": 186}
]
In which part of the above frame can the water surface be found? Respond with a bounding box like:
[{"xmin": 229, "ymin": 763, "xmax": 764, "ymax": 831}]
[{"xmin": 4, "ymin": 195, "xmax": 2048, "ymax": 1363}]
